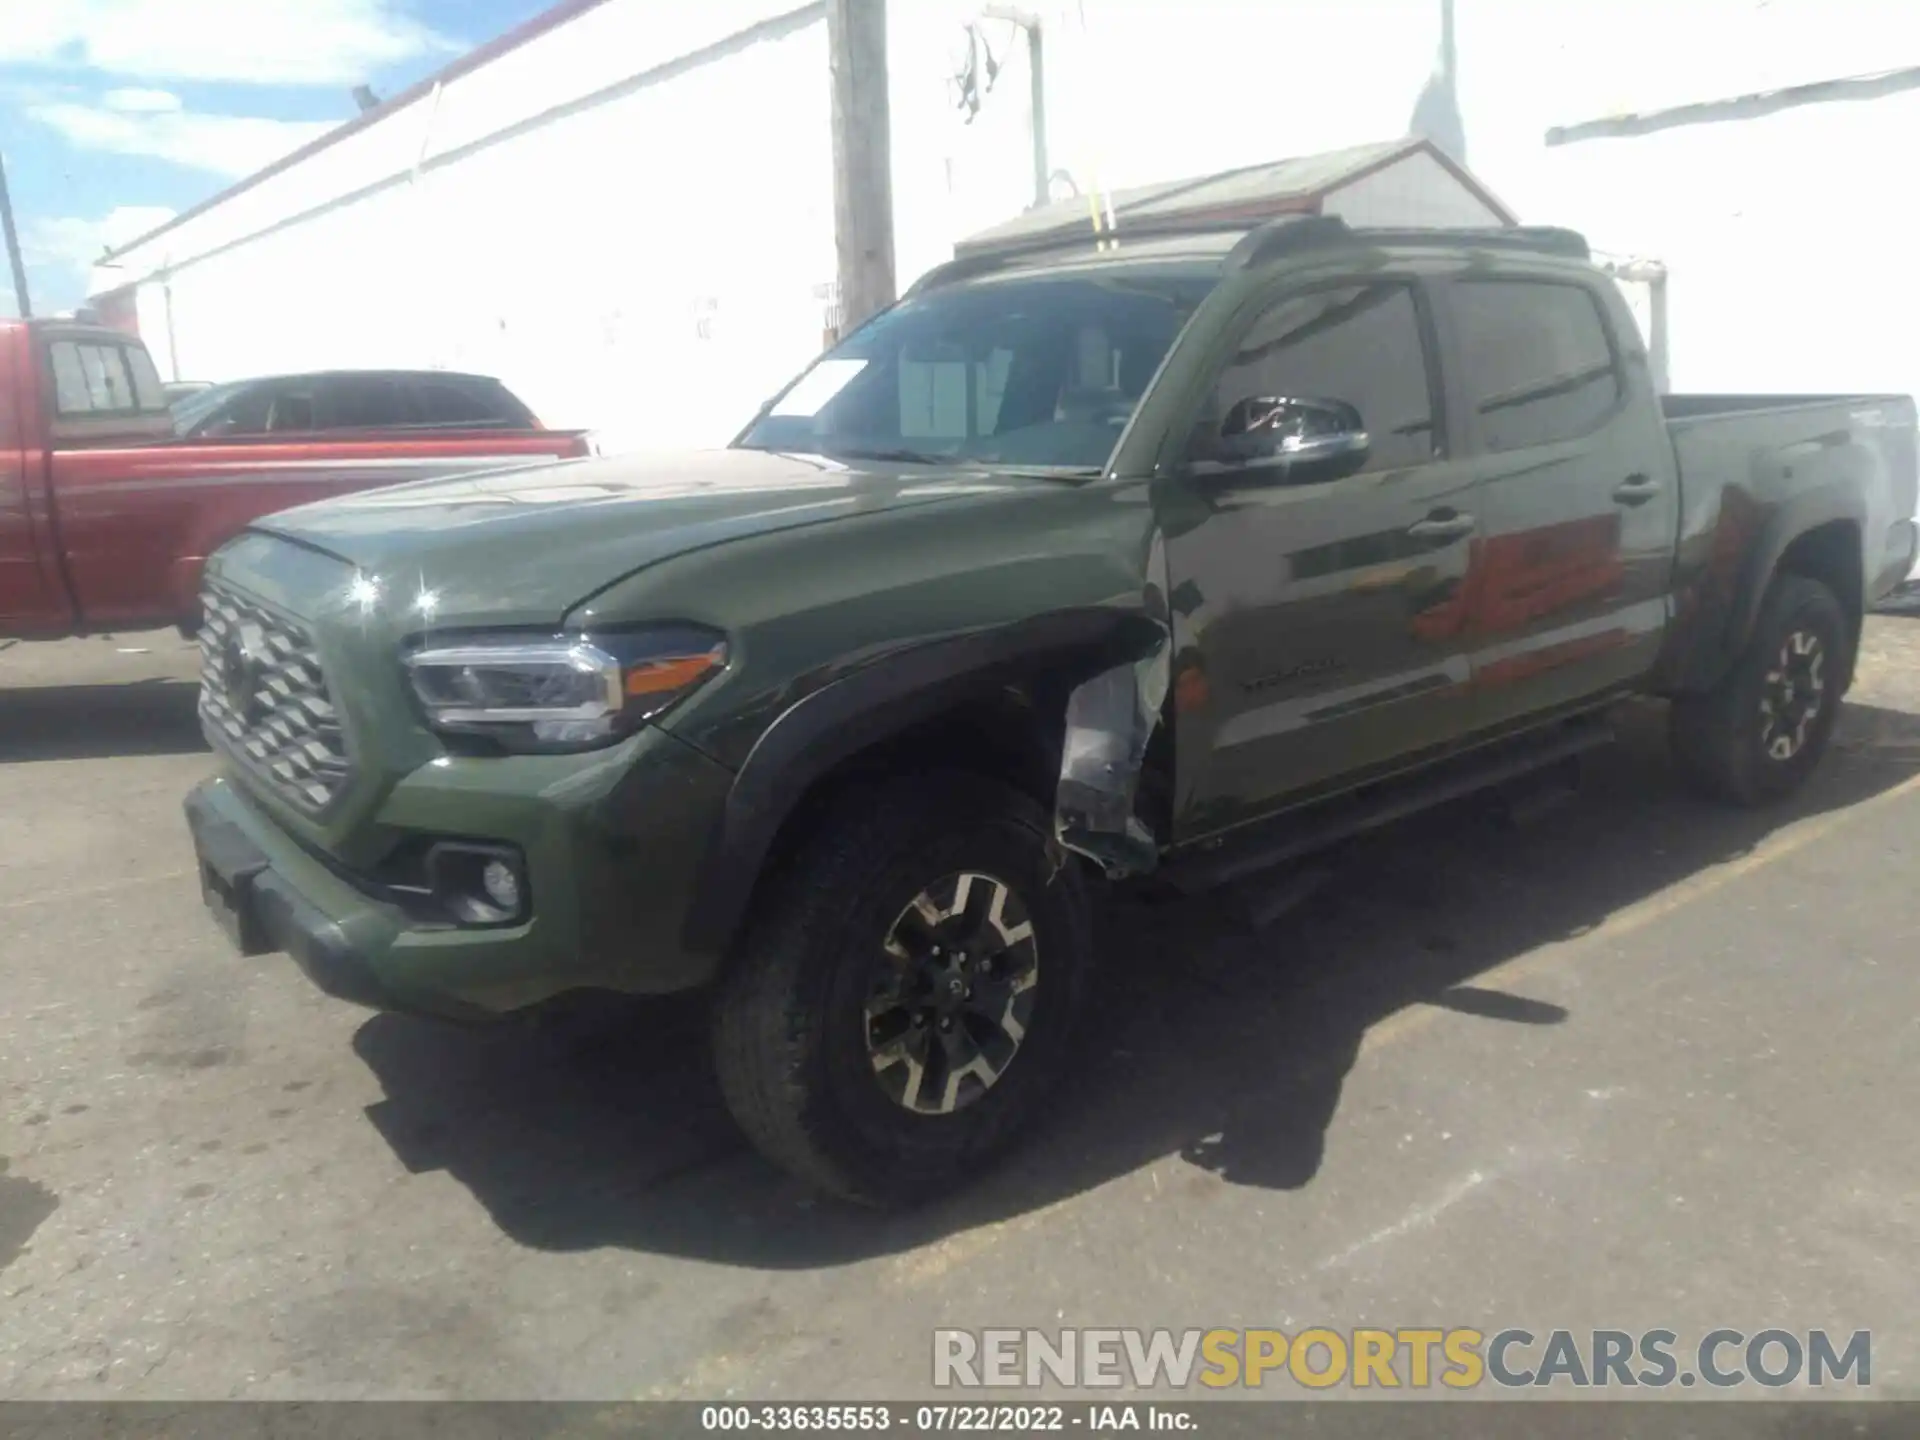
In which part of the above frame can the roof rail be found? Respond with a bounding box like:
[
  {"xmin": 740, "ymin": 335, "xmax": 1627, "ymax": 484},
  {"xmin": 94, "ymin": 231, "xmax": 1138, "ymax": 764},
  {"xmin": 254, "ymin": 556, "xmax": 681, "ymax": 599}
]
[
  {"xmin": 910, "ymin": 213, "xmax": 1292, "ymax": 297},
  {"xmin": 910, "ymin": 215, "xmax": 1594, "ymax": 297},
  {"xmin": 1229, "ymin": 216, "xmax": 1591, "ymax": 268}
]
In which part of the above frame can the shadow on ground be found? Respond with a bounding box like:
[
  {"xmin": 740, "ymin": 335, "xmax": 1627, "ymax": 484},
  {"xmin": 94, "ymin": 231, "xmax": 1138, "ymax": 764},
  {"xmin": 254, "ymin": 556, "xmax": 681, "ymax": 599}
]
[
  {"xmin": 352, "ymin": 698, "xmax": 1920, "ymax": 1270},
  {"xmin": 0, "ymin": 681, "xmax": 206, "ymax": 762}
]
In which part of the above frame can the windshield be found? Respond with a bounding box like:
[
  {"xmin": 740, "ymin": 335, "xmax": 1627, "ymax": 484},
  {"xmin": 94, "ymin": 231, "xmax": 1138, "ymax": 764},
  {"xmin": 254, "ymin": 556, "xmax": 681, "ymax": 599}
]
[{"xmin": 737, "ymin": 264, "xmax": 1218, "ymax": 473}]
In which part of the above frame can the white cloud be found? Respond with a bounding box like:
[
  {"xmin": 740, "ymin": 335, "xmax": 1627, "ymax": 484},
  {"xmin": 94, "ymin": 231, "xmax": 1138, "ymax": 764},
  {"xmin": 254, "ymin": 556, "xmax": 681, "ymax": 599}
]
[
  {"xmin": 24, "ymin": 205, "xmax": 178, "ymax": 282},
  {"xmin": 28, "ymin": 100, "xmax": 337, "ymax": 178},
  {"xmin": 101, "ymin": 88, "xmax": 184, "ymax": 114},
  {"xmin": 0, "ymin": 0, "xmax": 457, "ymax": 86}
]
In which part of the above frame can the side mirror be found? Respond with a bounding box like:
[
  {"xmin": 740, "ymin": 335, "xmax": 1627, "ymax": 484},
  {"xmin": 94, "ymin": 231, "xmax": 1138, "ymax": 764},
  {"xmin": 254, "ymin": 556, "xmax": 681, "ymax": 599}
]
[{"xmin": 1192, "ymin": 396, "xmax": 1369, "ymax": 480}]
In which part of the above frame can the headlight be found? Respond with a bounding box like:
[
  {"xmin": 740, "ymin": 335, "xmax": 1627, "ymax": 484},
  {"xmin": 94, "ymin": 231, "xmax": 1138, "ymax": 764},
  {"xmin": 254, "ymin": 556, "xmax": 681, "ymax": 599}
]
[{"xmin": 404, "ymin": 626, "xmax": 727, "ymax": 751}]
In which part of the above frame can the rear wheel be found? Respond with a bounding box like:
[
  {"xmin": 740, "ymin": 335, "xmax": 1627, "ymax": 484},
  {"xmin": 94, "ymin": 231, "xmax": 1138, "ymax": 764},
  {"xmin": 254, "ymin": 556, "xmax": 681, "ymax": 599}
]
[
  {"xmin": 1669, "ymin": 574, "xmax": 1849, "ymax": 805},
  {"xmin": 712, "ymin": 772, "xmax": 1094, "ymax": 1206}
]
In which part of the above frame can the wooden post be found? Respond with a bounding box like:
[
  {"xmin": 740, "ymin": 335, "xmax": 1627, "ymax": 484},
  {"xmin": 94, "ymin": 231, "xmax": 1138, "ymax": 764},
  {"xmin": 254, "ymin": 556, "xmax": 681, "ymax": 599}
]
[
  {"xmin": 0, "ymin": 151, "xmax": 32, "ymax": 319},
  {"xmin": 828, "ymin": 0, "xmax": 895, "ymax": 337}
]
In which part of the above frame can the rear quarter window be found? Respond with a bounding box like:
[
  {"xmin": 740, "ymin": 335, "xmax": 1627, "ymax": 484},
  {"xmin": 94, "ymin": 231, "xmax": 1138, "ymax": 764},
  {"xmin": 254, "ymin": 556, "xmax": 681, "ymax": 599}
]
[
  {"xmin": 1450, "ymin": 280, "xmax": 1622, "ymax": 452},
  {"xmin": 45, "ymin": 339, "xmax": 169, "ymax": 417}
]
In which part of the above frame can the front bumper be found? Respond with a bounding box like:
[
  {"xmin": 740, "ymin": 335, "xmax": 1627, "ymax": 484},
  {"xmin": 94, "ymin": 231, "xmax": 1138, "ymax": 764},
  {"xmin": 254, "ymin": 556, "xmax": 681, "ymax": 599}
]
[{"xmin": 183, "ymin": 725, "xmax": 739, "ymax": 1022}]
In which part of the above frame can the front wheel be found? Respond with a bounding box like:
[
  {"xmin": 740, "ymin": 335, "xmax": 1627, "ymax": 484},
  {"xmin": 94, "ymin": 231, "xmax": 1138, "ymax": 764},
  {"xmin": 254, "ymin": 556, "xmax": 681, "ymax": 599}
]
[
  {"xmin": 712, "ymin": 772, "xmax": 1094, "ymax": 1207},
  {"xmin": 1669, "ymin": 574, "xmax": 1849, "ymax": 805}
]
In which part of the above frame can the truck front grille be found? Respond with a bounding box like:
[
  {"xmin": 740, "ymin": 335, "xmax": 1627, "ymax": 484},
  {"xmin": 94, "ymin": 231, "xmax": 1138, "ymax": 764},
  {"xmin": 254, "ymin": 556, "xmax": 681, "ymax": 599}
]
[{"xmin": 198, "ymin": 585, "xmax": 352, "ymax": 811}]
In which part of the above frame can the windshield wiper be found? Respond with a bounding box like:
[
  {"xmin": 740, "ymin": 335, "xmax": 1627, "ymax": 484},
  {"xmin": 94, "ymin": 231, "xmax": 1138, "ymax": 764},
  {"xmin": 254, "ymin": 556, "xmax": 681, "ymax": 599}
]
[
  {"xmin": 1003, "ymin": 464, "xmax": 1104, "ymax": 479},
  {"xmin": 823, "ymin": 446, "xmax": 956, "ymax": 466}
]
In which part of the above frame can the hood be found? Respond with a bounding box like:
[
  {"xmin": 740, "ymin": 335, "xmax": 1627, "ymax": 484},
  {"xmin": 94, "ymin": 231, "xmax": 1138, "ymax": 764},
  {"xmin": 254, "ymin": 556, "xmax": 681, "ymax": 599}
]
[{"xmin": 248, "ymin": 447, "xmax": 1035, "ymax": 627}]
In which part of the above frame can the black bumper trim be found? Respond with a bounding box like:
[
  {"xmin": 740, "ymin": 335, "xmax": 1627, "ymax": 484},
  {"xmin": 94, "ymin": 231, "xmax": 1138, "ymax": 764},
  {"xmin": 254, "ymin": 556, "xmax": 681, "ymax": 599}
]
[
  {"xmin": 184, "ymin": 783, "xmax": 424, "ymax": 1017},
  {"xmin": 251, "ymin": 868, "xmax": 400, "ymax": 1012}
]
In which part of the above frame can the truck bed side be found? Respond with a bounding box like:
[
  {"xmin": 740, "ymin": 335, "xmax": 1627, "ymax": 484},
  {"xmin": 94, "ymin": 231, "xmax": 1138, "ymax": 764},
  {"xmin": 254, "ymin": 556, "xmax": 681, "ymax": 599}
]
[
  {"xmin": 48, "ymin": 430, "xmax": 588, "ymax": 633},
  {"xmin": 1653, "ymin": 392, "xmax": 1919, "ymax": 694},
  {"xmin": 3, "ymin": 317, "xmax": 596, "ymax": 641}
]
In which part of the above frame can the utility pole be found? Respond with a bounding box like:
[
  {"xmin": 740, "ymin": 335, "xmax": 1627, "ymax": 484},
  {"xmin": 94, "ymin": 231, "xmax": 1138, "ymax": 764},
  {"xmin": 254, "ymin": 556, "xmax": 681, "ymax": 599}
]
[
  {"xmin": 983, "ymin": 7, "xmax": 1049, "ymax": 210},
  {"xmin": 1409, "ymin": 0, "xmax": 1466, "ymax": 164},
  {"xmin": 0, "ymin": 151, "xmax": 31, "ymax": 319},
  {"xmin": 828, "ymin": 0, "xmax": 895, "ymax": 337}
]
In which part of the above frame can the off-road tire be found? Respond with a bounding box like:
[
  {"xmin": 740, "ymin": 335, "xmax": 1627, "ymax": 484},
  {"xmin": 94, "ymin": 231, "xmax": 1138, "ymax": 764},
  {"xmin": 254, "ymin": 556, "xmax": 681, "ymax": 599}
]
[
  {"xmin": 712, "ymin": 772, "xmax": 1095, "ymax": 1207},
  {"xmin": 1669, "ymin": 574, "xmax": 1849, "ymax": 805}
]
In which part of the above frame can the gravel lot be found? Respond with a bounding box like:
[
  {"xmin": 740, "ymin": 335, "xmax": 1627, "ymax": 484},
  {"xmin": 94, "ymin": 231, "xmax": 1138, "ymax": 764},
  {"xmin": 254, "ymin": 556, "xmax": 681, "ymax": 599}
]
[{"xmin": 3, "ymin": 619, "xmax": 1920, "ymax": 1402}]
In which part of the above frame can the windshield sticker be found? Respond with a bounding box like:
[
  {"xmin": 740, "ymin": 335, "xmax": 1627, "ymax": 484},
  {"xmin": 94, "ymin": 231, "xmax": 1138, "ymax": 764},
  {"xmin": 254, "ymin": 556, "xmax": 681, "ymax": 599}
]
[{"xmin": 771, "ymin": 358, "xmax": 870, "ymax": 417}]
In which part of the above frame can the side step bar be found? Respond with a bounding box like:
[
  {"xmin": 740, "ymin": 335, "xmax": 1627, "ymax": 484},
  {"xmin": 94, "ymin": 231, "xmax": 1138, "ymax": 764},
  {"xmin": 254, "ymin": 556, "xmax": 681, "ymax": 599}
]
[{"xmin": 1161, "ymin": 715, "xmax": 1615, "ymax": 896}]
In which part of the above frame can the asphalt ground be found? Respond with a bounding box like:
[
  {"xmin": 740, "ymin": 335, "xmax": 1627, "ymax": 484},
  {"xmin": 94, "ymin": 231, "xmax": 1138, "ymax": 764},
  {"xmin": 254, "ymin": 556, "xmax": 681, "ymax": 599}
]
[{"xmin": 3, "ymin": 619, "xmax": 1919, "ymax": 1406}]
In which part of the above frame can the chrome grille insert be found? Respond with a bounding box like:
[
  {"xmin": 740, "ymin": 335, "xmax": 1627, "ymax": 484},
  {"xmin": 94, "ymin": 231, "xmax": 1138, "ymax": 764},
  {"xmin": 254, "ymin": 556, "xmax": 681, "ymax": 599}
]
[{"xmin": 198, "ymin": 585, "xmax": 351, "ymax": 811}]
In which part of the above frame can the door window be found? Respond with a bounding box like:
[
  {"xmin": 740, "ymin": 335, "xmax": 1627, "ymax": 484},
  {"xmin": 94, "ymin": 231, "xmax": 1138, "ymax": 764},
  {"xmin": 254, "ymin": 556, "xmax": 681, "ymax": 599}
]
[
  {"xmin": 1450, "ymin": 281, "xmax": 1621, "ymax": 452},
  {"xmin": 1202, "ymin": 283, "xmax": 1439, "ymax": 473},
  {"xmin": 410, "ymin": 377, "xmax": 522, "ymax": 426},
  {"xmin": 321, "ymin": 376, "xmax": 414, "ymax": 429},
  {"xmin": 123, "ymin": 346, "xmax": 168, "ymax": 411},
  {"xmin": 266, "ymin": 387, "xmax": 319, "ymax": 431},
  {"xmin": 215, "ymin": 386, "xmax": 275, "ymax": 434}
]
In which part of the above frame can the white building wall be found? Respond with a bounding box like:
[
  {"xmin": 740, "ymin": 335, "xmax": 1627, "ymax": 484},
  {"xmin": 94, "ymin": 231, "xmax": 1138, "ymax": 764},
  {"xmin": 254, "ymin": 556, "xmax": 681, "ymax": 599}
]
[
  {"xmin": 96, "ymin": 0, "xmax": 1920, "ymax": 450},
  {"xmin": 104, "ymin": 0, "xmax": 839, "ymax": 453},
  {"xmin": 1325, "ymin": 152, "xmax": 1509, "ymax": 229}
]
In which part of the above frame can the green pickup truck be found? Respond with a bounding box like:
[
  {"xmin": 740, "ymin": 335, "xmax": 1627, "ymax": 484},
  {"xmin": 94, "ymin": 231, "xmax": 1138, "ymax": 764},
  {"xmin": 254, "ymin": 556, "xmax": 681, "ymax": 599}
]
[{"xmin": 184, "ymin": 215, "xmax": 1918, "ymax": 1205}]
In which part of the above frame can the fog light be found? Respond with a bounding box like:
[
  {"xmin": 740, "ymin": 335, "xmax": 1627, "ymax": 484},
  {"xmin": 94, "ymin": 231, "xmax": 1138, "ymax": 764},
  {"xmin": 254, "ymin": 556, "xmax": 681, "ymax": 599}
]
[
  {"xmin": 481, "ymin": 858, "xmax": 521, "ymax": 912},
  {"xmin": 423, "ymin": 842, "xmax": 528, "ymax": 926}
]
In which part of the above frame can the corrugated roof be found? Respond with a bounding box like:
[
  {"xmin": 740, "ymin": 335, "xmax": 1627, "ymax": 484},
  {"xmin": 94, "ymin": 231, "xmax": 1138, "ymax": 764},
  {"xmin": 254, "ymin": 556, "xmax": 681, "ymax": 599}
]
[
  {"xmin": 953, "ymin": 136, "xmax": 1513, "ymax": 257},
  {"xmin": 104, "ymin": 0, "xmax": 617, "ymax": 261}
]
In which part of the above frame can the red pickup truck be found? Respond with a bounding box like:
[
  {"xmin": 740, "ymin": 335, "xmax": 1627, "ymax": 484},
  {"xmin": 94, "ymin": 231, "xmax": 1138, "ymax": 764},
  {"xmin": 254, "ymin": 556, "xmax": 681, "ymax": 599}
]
[{"xmin": 0, "ymin": 319, "xmax": 591, "ymax": 640}]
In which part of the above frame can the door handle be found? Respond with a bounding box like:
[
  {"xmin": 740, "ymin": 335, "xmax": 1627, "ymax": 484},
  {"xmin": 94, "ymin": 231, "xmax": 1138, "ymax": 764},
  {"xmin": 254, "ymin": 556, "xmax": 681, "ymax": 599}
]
[
  {"xmin": 1613, "ymin": 473, "xmax": 1661, "ymax": 506},
  {"xmin": 1406, "ymin": 510, "xmax": 1476, "ymax": 542}
]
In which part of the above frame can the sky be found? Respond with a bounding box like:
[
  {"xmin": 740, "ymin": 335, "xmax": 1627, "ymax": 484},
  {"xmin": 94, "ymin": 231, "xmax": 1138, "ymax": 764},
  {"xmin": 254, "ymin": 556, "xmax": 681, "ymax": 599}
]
[{"xmin": 0, "ymin": 0, "xmax": 553, "ymax": 317}]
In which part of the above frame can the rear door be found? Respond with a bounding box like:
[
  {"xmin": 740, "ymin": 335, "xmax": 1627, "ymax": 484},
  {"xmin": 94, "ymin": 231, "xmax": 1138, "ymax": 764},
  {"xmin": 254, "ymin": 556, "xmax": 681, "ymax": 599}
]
[
  {"xmin": 1435, "ymin": 271, "xmax": 1679, "ymax": 727},
  {"xmin": 1162, "ymin": 272, "xmax": 1488, "ymax": 840}
]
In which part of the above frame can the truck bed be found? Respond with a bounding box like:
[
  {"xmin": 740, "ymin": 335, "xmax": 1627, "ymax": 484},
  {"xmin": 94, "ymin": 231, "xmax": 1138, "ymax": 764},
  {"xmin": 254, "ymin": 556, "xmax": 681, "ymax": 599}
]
[
  {"xmin": 1666, "ymin": 392, "xmax": 1920, "ymax": 588},
  {"xmin": 1663, "ymin": 397, "xmax": 1916, "ymax": 553},
  {"xmin": 1659, "ymin": 391, "xmax": 1920, "ymax": 659},
  {"xmin": 1662, "ymin": 393, "xmax": 1914, "ymax": 422}
]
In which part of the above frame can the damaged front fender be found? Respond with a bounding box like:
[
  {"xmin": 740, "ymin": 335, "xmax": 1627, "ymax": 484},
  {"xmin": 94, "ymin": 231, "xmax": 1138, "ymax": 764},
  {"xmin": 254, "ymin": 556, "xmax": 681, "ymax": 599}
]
[
  {"xmin": 1055, "ymin": 646, "xmax": 1169, "ymax": 875},
  {"xmin": 1054, "ymin": 532, "xmax": 1172, "ymax": 878}
]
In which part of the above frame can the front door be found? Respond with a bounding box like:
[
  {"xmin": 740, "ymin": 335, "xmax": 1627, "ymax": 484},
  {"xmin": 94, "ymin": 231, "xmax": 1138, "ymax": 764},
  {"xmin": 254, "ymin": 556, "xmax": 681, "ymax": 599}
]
[
  {"xmin": 1436, "ymin": 273, "xmax": 1679, "ymax": 727},
  {"xmin": 1161, "ymin": 275, "xmax": 1487, "ymax": 843}
]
